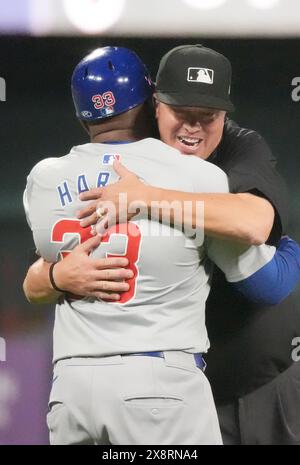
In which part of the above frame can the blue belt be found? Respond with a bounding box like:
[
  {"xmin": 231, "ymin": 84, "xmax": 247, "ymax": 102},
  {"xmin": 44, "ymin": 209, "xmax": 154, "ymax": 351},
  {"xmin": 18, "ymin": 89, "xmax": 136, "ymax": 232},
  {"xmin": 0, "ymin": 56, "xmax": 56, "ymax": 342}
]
[{"xmin": 124, "ymin": 351, "xmax": 206, "ymax": 371}]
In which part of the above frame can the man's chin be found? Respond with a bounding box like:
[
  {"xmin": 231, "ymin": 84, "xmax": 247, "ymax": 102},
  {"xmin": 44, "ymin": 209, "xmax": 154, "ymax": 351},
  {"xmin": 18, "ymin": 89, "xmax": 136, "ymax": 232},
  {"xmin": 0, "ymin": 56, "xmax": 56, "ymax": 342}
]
[{"xmin": 179, "ymin": 147, "xmax": 204, "ymax": 158}]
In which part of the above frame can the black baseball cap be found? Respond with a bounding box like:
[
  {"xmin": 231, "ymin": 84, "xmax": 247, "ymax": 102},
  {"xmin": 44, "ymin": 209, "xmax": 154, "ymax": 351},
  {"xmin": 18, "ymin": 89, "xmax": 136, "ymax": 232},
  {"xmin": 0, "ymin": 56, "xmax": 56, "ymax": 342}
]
[{"xmin": 156, "ymin": 44, "xmax": 234, "ymax": 112}]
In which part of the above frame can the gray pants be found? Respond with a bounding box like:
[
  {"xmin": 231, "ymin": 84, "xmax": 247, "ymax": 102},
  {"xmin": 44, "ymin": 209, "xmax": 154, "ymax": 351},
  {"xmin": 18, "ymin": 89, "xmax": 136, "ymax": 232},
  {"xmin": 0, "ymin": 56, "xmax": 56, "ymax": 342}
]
[{"xmin": 47, "ymin": 352, "xmax": 222, "ymax": 445}]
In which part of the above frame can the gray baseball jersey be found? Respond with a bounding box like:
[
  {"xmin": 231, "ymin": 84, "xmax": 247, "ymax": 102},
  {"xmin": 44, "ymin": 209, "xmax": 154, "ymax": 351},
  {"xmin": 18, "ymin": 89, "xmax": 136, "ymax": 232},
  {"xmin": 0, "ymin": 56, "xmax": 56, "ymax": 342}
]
[{"xmin": 24, "ymin": 138, "xmax": 275, "ymax": 362}]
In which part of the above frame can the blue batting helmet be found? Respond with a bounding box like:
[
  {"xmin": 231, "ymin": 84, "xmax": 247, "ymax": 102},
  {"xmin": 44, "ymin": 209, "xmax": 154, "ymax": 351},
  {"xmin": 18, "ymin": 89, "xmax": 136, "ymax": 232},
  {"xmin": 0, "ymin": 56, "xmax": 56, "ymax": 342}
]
[{"xmin": 71, "ymin": 46, "xmax": 154, "ymax": 121}]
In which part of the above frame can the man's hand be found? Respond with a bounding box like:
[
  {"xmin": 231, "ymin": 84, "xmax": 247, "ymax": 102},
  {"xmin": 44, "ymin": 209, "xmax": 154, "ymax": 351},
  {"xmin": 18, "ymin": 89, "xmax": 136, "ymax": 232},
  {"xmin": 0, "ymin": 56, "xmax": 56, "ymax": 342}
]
[
  {"xmin": 53, "ymin": 234, "xmax": 133, "ymax": 301},
  {"xmin": 77, "ymin": 161, "xmax": 149, "ymax": 229}
]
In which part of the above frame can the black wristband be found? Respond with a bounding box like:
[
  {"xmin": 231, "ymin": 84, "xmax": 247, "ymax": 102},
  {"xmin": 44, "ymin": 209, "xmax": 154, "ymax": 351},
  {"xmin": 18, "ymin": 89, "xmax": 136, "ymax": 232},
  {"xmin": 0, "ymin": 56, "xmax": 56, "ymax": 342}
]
[{"xmin": 49, "ymin": 262, "xmax": 65, "ymax": 293}]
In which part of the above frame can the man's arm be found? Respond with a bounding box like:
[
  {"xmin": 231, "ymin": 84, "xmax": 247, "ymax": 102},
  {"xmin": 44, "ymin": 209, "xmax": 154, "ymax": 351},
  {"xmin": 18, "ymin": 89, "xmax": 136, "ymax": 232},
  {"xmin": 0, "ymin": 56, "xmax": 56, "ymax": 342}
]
[
  {"xmin": 23, "ymin": 258, "xmax": 61, "ymax": 304},
  {"xmin": 23, "ymin": 235, "xmax": 133, "ymax": 304},
  {"xmin": 24, "ymin": 232, "xmax": 300, "ymax": 307},
  {"xmin": 233, "ymin": 237, "xmax": 300, "ymax": 305},
  {"xmin": 144, "ymin": 189, "xmax": 273, "ymax": 245},
  {"xmin": 78, "ymin": 161, "xmax": 274, "ymax": 245},
  {"xmin": 207, "ymin": 236, "xmax": 300, "ymax": 306}
]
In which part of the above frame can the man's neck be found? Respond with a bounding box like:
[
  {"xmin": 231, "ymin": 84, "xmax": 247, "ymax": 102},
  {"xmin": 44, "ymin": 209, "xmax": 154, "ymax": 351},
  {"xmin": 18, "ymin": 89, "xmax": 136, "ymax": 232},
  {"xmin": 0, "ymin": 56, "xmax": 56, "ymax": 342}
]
[{"xmin": 91, "ymin": 129, "xmax": 147, "ymax": 144}]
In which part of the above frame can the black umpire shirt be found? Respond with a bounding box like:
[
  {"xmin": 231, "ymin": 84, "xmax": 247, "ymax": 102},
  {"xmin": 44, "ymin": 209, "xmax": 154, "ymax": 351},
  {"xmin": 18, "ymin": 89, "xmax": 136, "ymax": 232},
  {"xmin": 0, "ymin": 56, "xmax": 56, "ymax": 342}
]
[{"xmin": 205, "ymin": 119, "xmax": 300, "ymax": 403}]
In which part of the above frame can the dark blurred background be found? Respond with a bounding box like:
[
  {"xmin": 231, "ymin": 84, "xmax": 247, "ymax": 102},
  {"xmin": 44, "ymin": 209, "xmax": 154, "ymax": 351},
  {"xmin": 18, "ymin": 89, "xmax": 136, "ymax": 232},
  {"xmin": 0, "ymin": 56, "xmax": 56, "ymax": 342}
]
[{"xmin": 0, "ymin": 32, "xmax": 300, "ymax": 444}]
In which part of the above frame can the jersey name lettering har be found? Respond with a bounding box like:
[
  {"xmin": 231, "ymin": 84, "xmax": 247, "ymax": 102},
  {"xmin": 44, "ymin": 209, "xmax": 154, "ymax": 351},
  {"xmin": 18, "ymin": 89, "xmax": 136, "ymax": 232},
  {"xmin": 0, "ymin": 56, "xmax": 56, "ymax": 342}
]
[{"xmin": 57, "ymin": 171, "xmax": 111, "ymax": 207}]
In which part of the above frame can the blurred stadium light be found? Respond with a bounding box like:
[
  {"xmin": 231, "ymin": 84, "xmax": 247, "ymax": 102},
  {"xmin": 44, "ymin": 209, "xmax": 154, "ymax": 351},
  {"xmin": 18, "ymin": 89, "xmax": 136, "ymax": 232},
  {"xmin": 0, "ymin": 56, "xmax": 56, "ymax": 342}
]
[
  {"xmin": 0, "ymin": 0, "xmax": 300, "ymax": 37},
  {"xmin": 63, "ymin": 0, "xmax": 126, "ymax": 34}
]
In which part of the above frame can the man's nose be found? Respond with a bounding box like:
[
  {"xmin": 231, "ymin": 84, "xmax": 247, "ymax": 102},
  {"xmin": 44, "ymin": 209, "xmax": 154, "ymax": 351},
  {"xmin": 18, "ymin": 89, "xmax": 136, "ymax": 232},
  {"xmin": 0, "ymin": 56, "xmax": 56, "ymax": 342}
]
[{"xmin": 182, "ymin": 119, "xmax": 202, "ymax": 131}]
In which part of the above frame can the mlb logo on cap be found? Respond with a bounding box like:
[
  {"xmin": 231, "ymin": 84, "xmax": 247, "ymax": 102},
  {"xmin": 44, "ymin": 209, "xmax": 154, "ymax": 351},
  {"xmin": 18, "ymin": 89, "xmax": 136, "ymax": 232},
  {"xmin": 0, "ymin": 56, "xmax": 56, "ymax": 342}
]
[
  {"xmin": 187, "ymin": 68, "xmax": 214, "ymax": 85},
  {"xmin": 104, "ymin": 107, "xmax": 114, "ymax": 116},
  {"xmin": 102, "ymin": 154, "xmax": 121, "ymax": 165}
]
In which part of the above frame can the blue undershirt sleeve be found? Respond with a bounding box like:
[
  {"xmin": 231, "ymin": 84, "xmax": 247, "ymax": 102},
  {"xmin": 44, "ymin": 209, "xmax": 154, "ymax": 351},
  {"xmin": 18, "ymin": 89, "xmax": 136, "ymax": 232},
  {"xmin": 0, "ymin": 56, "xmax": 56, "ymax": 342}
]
[{"xmin": 233, "ymin": 237, "xmax": 300, "ymax": 305}]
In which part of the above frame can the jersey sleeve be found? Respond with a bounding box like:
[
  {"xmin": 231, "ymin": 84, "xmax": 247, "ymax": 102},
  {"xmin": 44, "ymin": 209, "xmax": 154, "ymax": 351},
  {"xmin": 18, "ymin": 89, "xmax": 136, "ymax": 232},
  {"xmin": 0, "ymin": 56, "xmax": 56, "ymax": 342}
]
[
  {"xmin": 23, "ymin": 158, "xmax": 52, "ymax": 231},
  {"xmin": 233, "ymin": 237, "xmax": 300, "ymax": 305},
  {"xmin": 23, "ymin": 183, "xmax": 32, "ymax": 229},
  {"xmin": 206, "ymin": 237, "xmax": 276, "ymax": 282},
  {"xmin": 23, "ymin": 158, "xmax": 61, "ymax": 261},
  {"xmin": 206, "ymin": 236, "xmax": 300, "ymax": 305}
]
